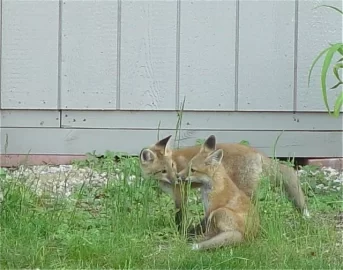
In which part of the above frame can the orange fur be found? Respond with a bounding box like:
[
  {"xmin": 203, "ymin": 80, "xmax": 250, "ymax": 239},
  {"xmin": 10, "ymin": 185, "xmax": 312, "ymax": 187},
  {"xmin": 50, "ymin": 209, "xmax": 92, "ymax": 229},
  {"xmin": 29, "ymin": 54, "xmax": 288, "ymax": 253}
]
[
  {"xmin": 178, "ymin": 142, "xmax": 259, "ymax": 250},
  {"xmin": 139, "ymin": 135, "xmax": 309, "ymax": 233}
]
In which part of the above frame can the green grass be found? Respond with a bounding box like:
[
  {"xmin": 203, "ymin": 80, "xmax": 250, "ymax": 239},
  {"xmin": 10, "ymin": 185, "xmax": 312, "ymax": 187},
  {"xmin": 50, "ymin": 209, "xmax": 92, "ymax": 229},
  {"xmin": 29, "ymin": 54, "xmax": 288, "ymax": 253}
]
[{"xmin": 0, "ymin": 155, "xmax": 342, "ymax": 269}]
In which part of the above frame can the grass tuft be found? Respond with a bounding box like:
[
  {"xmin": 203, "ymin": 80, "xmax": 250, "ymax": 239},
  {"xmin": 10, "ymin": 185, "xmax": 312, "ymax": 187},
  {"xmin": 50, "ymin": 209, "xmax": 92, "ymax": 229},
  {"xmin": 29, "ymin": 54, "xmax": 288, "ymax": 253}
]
[{"xmin": 0, "ymin": 155, "xmax": 342, "ymax": 269}]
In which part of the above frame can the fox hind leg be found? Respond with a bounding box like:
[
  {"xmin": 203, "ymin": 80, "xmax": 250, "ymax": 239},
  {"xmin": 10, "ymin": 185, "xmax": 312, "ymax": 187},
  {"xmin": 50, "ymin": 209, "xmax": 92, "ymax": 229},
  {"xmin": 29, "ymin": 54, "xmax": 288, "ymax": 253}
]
[
  {"xmin": 192, "ymin": 230, "xmax": 243, "ymax": 250},
  {"xmin": 191, "ymin": 208, "xmax": 244, "ymax": 250},
  {"xmin": 186, "ymin": 217, "xmax": 208, "ymax": 241}
]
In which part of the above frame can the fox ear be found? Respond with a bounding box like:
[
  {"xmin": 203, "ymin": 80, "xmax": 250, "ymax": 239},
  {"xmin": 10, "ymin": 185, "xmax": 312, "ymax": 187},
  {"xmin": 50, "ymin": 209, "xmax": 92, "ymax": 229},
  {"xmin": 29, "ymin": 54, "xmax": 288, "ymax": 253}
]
[
  {"xmin": 202, "ymin": 135, "xmax": 216, "ymax": 152},
  {"xmin": 155, "ymin": 135, "xmax": 172, "ymax": 156},
  {"xmin": 205, "ymin": 149, "xmax": 223, "ymax": 166},
  {"xmin": 140, "ymin": 148, "xmax": 156, "ymax": 164}
]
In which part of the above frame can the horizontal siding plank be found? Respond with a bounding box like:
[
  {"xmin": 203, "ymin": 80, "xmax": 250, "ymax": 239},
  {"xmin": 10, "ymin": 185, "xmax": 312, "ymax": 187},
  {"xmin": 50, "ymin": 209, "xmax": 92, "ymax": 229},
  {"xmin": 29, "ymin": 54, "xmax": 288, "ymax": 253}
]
[
  {"xmin": 1, "ymin": 128, "xmax": 341, "ymax": 157},
  {"xmin": 238, "ymin": 0, "xmax": 295, "ymax": 111},
  {"xmin": 1, "ymin": 0, "xmax": 59, "ymax": 109},
  {"xmin": 1, "ymin": 109, "xmax": 339, "ymax": 131},
  {"xmin": 120, "ymin": 1, "xmax": 177, "ymax": 110},
  {"xmin": 179, "ymin": 0, "xmax": 236, "ymax": 110},
  {"xmin": 0, "ymin": 110, "xmax": 60, "ymax": 128},
  {"xmin": 297, "ymin": 0, "xmax": 343, "ymax": 111},
  {"xmin": 61, "ymin": 110, "xmax": 343, "ymax": 131},
  {"xmin": 61, "ymin": 0, "xmax": 118, "ymax": 109}
]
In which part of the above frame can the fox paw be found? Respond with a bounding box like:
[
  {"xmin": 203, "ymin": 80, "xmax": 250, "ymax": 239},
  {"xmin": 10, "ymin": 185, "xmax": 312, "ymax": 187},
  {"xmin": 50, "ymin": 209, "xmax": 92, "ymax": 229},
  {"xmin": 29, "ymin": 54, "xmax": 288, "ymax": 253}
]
[
  {"xmin": 191, "ymin": 243, "xmax": 200, "ymax": 250},
  {"xmin": 303, "ymin": 209, "xmax": 311, "ymax": 218}
]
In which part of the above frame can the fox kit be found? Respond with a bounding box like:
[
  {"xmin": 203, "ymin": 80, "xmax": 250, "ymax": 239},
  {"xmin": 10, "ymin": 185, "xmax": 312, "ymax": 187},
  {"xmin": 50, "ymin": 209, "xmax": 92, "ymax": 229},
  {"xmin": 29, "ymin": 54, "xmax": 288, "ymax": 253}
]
[
  {"xmin": 178, "ymin": 143, "xmax": 260, "ymax": 250},
  {"xmin": 140, "ymin": 135, "xmax": 310, "ymax": 234},
  {"xmin": 139, "ymin": 135, "xmax": 200, "ymax": 231}
]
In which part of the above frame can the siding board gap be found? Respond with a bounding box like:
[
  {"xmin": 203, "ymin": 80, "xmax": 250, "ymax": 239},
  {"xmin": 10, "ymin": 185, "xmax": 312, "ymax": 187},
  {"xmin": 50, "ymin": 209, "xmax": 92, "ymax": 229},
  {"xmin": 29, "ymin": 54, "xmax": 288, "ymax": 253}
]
[
  {"xmin": 234, "ymin": 0, "xmax": 240, "ymax": 111},
  {"xmin": 175, "ymin": 0, "xmax": 181, "ymax": 109},
  {"xmin": 116, "ymin": 0, "xmax": 121, "ymax": 109},
  {"xmin": 293, "ymin": 0, "xmax": 299, "ymax": 112}
]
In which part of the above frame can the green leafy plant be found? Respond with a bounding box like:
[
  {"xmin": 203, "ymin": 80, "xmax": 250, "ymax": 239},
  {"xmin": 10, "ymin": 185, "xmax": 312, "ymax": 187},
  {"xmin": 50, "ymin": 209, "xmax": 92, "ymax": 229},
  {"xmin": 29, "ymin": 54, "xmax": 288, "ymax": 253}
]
[
  {"xmin": 0, "ymin": 168, "xmax": 7, "ymax": 180},
  {"xmin": 195, "ymin": 138, "xmax": 205, "ymax": 146},
  {"xmin": 308, "ymin": 5, "xmax": 343, "ymax": 117},
  {"xmin": 239, "ymin": 140, "xmax": 250, "ymax": 146}
]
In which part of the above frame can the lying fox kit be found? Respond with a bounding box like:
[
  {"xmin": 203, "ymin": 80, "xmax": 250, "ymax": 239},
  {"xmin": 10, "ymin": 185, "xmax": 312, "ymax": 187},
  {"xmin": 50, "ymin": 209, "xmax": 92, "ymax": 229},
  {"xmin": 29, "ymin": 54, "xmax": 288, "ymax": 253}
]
[{"xmin": 179, "ymin": 144, "xmax": 259, "ymax": 250}]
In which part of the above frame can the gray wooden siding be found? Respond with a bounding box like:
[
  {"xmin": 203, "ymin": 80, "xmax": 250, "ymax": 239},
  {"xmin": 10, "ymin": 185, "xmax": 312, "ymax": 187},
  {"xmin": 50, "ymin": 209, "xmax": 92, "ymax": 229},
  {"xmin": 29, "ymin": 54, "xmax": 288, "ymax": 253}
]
[
  {"xmin": 61, "ymin": 0, "xmax": 118, "ymax": 109},
  {"xmin": 120, "ymin": 1, "xmax": 177, "ymax": 110},
  {"xmin": 0, "ymin": 0, "xmax": 342, "ymax": 158},
  {"xmin": 1, "ymin": 0, "xmax": 59, "ymax": 109},
  {"xmin": 179, "ymin": 0, "xmax": 236, "ymax": 110},
  {"xmin": 238, "ymin": 0, "xmax": 295, "ymax": 111}
]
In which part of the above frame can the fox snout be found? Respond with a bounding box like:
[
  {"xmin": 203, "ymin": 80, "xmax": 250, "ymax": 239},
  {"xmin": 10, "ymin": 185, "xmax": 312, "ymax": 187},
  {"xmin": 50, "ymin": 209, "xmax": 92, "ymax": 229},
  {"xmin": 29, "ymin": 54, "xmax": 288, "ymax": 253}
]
[
  {"xmin": 160, "ymin": 176, "xmax": 172, "ymax": 184},
  {"xmin": 176, "ymin": 173, "xmax": 186, "ymax": 183}
]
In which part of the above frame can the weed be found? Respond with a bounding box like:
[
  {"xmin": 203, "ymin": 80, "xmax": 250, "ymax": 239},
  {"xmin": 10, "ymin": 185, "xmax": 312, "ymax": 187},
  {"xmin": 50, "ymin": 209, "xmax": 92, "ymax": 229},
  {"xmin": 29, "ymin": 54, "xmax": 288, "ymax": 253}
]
[
  {"xmin": 239, "ymin": 140, "xmax": 250, "ymax": 146},
  {"xmin": 308, "ymin": 4, "xmax": 343, "ymax": 117}
]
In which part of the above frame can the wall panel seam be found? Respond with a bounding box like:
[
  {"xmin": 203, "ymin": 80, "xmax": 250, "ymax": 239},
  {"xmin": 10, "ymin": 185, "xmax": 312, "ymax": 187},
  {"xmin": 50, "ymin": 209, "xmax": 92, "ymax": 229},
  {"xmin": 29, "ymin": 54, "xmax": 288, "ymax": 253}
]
[
  {"xmin": 58, "ymin": 0, "xmax": 63, "ymax": 124},
  {"xmin": 175, "ymin": 0, "xmax": 181, "ymax": 110},
  {"xmin": 234, "ymin": 0, "xmax": 240, "ymax": 111},
  {"xmin": 293, "ymin": 0, "xmax": 299, "ymax": 112},
  {"xmin": 116, "ymin": 0, "xmax": 122, "ymax": 110}
]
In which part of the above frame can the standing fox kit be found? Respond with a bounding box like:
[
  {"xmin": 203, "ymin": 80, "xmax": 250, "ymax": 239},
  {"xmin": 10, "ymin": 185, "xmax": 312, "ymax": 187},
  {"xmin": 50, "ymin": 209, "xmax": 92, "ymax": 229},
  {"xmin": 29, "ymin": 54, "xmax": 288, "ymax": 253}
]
[
  {"xmin": 178, "ymin": 142, "xmax": 259, "ymax": 250},
  {"xmin": 139, "ymin": 135, "xmax": 310, "ymax": 233}
]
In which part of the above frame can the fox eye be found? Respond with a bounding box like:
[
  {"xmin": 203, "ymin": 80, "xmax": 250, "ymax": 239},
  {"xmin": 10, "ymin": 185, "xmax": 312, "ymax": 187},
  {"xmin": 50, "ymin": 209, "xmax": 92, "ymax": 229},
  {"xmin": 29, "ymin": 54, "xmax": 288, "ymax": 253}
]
[{"xmin": 161, "ymin": 169, "xmax": 167, "ymax": 174}]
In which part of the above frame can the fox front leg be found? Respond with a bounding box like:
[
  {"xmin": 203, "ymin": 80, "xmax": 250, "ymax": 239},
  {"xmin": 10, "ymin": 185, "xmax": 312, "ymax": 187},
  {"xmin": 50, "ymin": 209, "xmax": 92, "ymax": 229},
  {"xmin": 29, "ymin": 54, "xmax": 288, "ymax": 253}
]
[
  {"xmin": 158, "ymin": 181, "xmax": 186, "ymax": 232},
  {"xmin": 175, "ymin": 207, "xmax": 183, "ymax": 231},
  {"xmin": 173, "ymin": 184, "xmax": 189, "ymax": 233}
]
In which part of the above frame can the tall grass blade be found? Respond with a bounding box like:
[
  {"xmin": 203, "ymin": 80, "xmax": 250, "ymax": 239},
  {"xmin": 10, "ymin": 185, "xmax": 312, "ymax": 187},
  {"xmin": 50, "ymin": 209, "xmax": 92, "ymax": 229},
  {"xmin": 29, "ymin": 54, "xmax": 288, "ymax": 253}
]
[
  {"xmin": 333, "ymin": 92, "xmax": 343, "ymax": 117},
  {"xmin": 174, "ymin": 96, "xmax": 186, "ymax": 149},
  {"xmin": 157, "ymin": 120, "xmax": 161, "ymax": 141},
  {"xmin": 272, "ymin": 131, "xmax": 284, "ymax": 159}
]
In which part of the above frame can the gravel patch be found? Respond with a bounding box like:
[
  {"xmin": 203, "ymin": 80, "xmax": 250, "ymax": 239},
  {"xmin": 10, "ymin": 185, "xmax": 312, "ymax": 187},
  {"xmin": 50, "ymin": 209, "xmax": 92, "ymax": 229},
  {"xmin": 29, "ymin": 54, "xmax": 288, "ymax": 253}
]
[
  {"xmin": 298, "ymin": 166, "xmax": 343, "ymax": 192},
  {"xmin": 0, "ymin": 164, "xmax": 138, "ymax": 199},
  {"xmin": 1, "ymin": 164, "xmax": 341, "ymax": 198}
]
